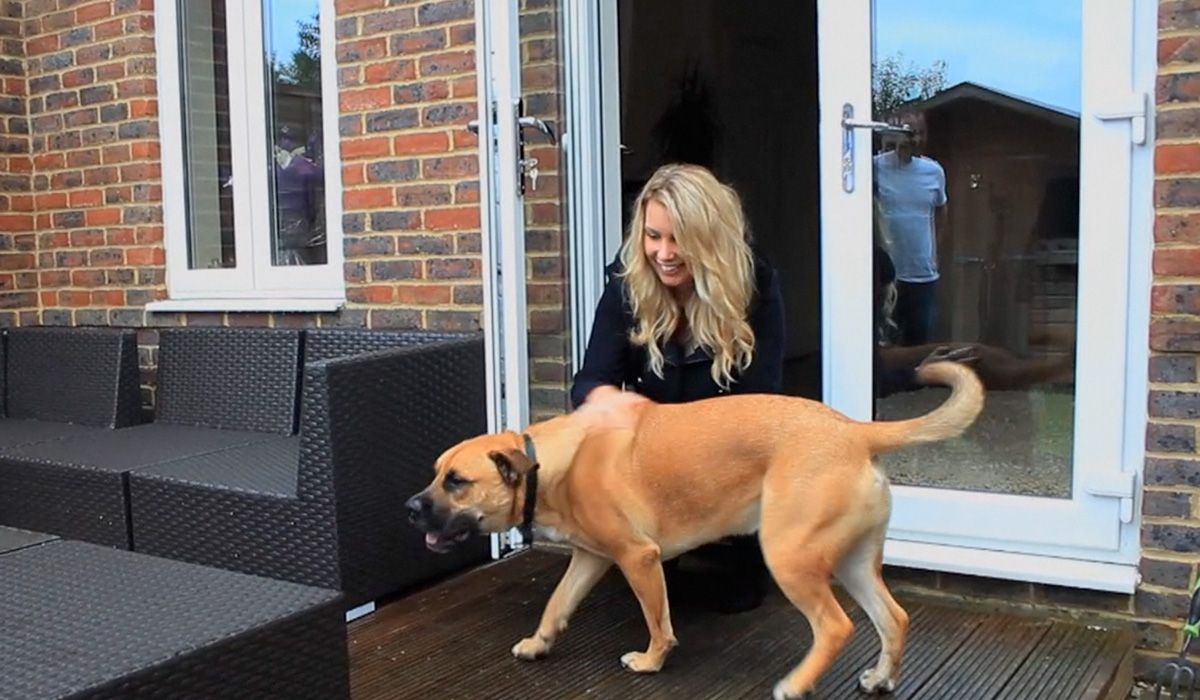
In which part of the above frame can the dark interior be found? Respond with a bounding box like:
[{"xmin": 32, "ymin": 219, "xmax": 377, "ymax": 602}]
[{"xmin": 616, "ymin": 0, "xmax": 823, "ymax": 398}]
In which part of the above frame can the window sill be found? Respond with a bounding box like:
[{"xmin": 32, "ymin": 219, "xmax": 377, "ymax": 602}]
[{"xmin": 145, "ymin": 297, "xmax": 346, "ymax": 313}]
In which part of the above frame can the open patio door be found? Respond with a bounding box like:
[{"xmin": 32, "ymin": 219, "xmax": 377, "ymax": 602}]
[
  {"xmin": 817, "ymin": 1, "xmax": 1154, "ymax": 591},
  {"xmin": 474, "ymin": 2, "xmax": 613, "ymax": 557}
]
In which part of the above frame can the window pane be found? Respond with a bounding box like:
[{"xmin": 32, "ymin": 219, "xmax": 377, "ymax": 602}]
[
  {"xmin": 263, "ymin": 1, "xmax": 327, "ymax": 267},
  {"xmin": 179, "ymin": 0, "xmax": 235, "ymax": 269},
  {"xmin": 871, "ymin": 2, "xmax": 1082, "ymax": 498}
]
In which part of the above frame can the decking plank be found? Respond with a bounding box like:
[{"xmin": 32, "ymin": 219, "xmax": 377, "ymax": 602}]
[{"xmin": 348, "ymin": 548, "xmax": 1132, "ymax": 700}]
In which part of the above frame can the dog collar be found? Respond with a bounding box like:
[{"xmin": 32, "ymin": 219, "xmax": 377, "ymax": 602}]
[{"xmin": 519, "ymin": 432, "xmax": 540, "ymax": 545}]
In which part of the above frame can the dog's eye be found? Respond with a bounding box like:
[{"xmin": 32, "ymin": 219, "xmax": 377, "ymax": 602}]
[{"xmin": 443, "ymin": 470, "xmax": 471, "ymax": 492}]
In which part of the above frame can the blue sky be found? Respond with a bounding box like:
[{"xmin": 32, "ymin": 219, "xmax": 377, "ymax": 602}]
[
  {"xmin": 874, "ymin": 0, "xmax": 1082, "ymax": 113},
  {"xmin": 264, "ymin": 0, "xmax": 318, "ymax": 60}
]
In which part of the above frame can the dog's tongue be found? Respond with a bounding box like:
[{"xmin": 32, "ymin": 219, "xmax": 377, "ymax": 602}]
[{"xmin": 425, "ymin": 533, "xmax": 439, "ymax": 547}]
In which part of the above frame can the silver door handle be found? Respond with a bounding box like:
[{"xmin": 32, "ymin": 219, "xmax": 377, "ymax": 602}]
[
  {"xmin": 840, "ymin": 103, "xmax": 913, "ymax": 193},
  {"xmin": 518, "ymin": 116, "xmax": 557, "ymax": 144}
]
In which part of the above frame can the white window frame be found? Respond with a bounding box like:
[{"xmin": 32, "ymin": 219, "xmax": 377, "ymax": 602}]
[{"xmin": 150, "ymin": 0, "xmax": 345, "ymax": 313}]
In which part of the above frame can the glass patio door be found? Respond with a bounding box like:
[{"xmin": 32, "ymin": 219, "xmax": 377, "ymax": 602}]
[{"xmin": 816, "ymin": 1, "xmax": 1152, "ymax": 591}]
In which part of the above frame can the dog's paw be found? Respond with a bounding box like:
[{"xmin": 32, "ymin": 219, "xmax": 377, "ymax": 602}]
[
  {"xmin": 858, "ymin": 667, "xmax": 896, "ymax": 694},
  {"xmin": 772, "ymin": 680, "xmax": 813, "ymax": 700},
  {"xmin": 511, "ymin": 635, "xmax": 550, "ymax": 661},
  {"xmin": 619, "ymin": 651, "xmax": 663, "ymax": 673}
]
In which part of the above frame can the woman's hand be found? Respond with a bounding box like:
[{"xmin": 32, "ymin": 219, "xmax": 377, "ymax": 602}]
[{"xmin": 574, "ymin": 385, "xmax": 652, "ymax": 432}]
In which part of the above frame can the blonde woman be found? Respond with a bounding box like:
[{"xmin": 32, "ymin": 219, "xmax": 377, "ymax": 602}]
[{"xmin": 570, "ymin": 163, "xmax": 786, "ymax": 613}]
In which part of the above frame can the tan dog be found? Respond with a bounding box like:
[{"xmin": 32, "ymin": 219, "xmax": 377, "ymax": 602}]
[{"xmin": 405, "ymin": 361, "xmax": 984, "ymax": 699}]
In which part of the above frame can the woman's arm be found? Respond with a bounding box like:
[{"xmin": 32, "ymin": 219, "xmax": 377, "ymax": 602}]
[{"xmin": 569, "ymin": 273, "xmax": 633, "ymax": 409}]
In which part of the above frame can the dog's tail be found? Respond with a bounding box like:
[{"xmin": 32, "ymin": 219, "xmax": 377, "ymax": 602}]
[{"xmin": 863, "ymin": 361, "xmax": 985, "ymax": 454}]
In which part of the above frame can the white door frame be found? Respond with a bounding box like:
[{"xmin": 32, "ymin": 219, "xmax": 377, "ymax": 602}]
[
  {"xmin": 817, "ymin": 0, "xmax": 1154, "ymax": 592},
  {"xmin": 474, "ymin": 0, "xmax": 614, "ymax": 557},
  {"xmin": 482, "ymin": 0, "xmax": 1154, "ymax": 592}
]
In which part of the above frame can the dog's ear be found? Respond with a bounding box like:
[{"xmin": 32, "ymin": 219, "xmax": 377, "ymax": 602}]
[{"xmin": 488, "ymin": 448, "xmax": 533, "ymax": 487}]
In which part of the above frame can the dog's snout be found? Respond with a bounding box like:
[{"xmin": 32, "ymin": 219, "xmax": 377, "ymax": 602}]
[{"xmin": 405, "ymin": 492, "xmax": 431, "ymax": 523}]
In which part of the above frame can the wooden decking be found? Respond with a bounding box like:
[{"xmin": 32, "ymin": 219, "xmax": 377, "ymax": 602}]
[{"xmin": 348, "ymin": 548, "xmax": 1134, "ymax": 699}]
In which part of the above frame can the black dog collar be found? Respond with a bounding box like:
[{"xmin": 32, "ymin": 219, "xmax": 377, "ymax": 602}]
[{"xmin": 519, "ymin": 432, "xmax": 540, "ymax": 545}]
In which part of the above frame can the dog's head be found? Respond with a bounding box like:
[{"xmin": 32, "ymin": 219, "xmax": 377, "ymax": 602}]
[{"xmin": 405, "ymin": 432, "xmax": 538, "ymax": 553}]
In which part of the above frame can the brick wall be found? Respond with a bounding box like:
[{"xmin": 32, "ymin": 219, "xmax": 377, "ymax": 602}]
[
  {"xmin": 335, "ymin": 0, "xmax": 483, "ymax": 331},
  {"xmin": 22, "ymin": 0, "xmax": 164, "ymax": 328},
  {"xmin": 0, "ymin": 0, "xmax": 34, "ymax": 316},
  {"xmin": 1137, "ymin": 0, "xmax": 1200, "ymax": 678}
]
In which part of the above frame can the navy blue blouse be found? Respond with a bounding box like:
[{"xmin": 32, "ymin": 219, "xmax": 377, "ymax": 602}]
[{"xmin": 569, "ymin": 254, "xmax": 786, "ymax": 408}]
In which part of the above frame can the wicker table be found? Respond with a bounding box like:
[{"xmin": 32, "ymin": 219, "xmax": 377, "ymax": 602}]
[{"xmin": 0, "ymin": 539, "xmax": 349, "ymax": 699}]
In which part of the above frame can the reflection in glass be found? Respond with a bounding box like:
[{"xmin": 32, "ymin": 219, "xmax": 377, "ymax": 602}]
[
  {"xmin": 179, "ymin": 0, "xmax": 235, "ymax": 269},
  {"xmin": 263, "ymin": 0, "xmax": 327, "ymax": 266},
  {"xmin": 870, "ymin": 3, "xmax": 1082, "ymax": 498}
]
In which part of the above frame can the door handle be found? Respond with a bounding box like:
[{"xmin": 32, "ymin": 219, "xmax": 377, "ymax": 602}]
[
  {"xmin": 840, "ymin": 103, "xmax": 913, "ymax": 193},
  {"xmin": 518, "ymin": 116, "xmax": 557, "ymax": 145}
]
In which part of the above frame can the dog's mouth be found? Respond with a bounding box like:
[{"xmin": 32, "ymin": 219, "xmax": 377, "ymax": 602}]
[
  {"xmin": 424, "ymin": 529, "xmax": 473, "ymax": 553},
  {"xmin": 421, "ymin": 514, "xmax": 481, "ymax": 553}
]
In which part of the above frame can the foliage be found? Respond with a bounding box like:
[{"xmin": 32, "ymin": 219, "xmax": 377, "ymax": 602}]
[
  {"xmin": 271, "ymin": 13, "xmax": 321, "ymax": 89},
  {"xmin": 872, "ymin": 52, "xmax": 947, "ymax": 119}
]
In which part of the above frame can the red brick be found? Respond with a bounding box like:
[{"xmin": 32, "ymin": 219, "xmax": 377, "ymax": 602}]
[
  {"xmin": 1155, "ymin": 247, "xmax": 1200, "ymax": 276},
  {"xmin": 451, "ymin": 76, "xmax": 476, "ymax": 98},
  {"xmin": 76, "ymin": 1, "xmax": 112, "ymax": 23},
  {"xmin": 396, "ymin": 285, "xmax": 452, "ymax": 305},
  {"xmin": 342, "ymin": 164, "xmax": 365, "ymax": 186},
  {"xmin": 358, "ymin": 285, "xmax": 395, "ymax": 303},
  {"xmin": 424, "ymin": 206, "xmax": 479, "ymax": 230},
  {"xmin": 59, "ymin": 290, "xmax": 91, "ymax": 307},
  {"xmin": 395, "ymin": 132, "xmax": 448, "ymax": 155},
  {"xmin": 341, "ymin": 137, "xmax": 392, "ymax": 160},
  {"xmin": 335, "ymin": 0, "xmax": 385, "ymax": 12},
  {"xmin": 125, "ymin": 247, "xmax": 163, "ymax": 265},
  {"xmin": 129, "ymin": 99, "xmax": 156, "ymax": 118},
  {"xmin": 363, "ymin": 60, "xmax": 417, "ymax": 84},
  {"xmin": 85, "ymin": 208, "xmax": 122, "ymax": 226},
  {"xmin": 26, "ymin": 34, "xmax": 59, "ymax": 55},
  {"xmin": 339, "ymin": 86, "xmax": 392, "ymax": 112},
  {"xmin": 92, "ymin": 289, "xmax": 125, "ymax": 306},
  {"xmin": 344, "ymin": 187, "xmax": 394, "ymax": 209},
  {"xmin": 69, "ymin": 190, "xmax": 103, "ymax": 207},
  {"xmin": 1158, "ymin": 143, "xmax": 1200, "ymax": 173}
]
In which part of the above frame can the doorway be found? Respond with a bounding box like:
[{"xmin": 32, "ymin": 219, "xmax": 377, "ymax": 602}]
[{"xmin": 614, "ymin": 0, "xmax": 824, "ymax": 400}]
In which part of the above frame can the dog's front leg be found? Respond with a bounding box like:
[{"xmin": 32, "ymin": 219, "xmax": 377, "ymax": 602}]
[
  {"xmin": 513, "ymin": 547, "xmax": 611, "ymax": 661},
  {"xmin": 614, "ymin": 542, "xmax": 677, "ymax": 673}
]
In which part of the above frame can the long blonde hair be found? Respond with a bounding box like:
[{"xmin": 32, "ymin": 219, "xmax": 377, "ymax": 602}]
[{"xmin": 618, "ymin": 163, "xmax": 756, "ymax": 389}]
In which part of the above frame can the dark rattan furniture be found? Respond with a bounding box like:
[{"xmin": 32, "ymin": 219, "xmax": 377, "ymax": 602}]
[
  {"xmin": 0, "ymin": 327, "xmax": 300, "ymax": 548},
  {"xmin": 129, "ymin": 330, "xmax": 492, "ymax": 608},
  {"xmin": 0, "ymin": 327, "xmax": 146, "ymax": 544},
  {"xmin": 1, "ymin": 538, "xmax": 348, "ymax": 700},
  {"xmin": 0, "ymin": 524, "xmax": 57, "ymax": 556}
]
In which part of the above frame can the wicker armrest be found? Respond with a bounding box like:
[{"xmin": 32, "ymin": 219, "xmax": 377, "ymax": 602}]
[{"xmin": 299, "ymin": 333, "xmax": 491, "ymax": 600}]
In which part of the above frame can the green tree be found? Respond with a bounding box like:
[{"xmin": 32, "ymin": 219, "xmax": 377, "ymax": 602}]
[
  {"xmin": 872, "ymin": 52, "xmax": 947, "ymax": 119},
  {"xmin": 272, "ymin": 13, "xmax": 321, "ymax": 89}
]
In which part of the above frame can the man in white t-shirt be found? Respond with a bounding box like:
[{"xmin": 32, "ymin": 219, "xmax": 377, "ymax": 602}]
[{"xmin": 873, "ymin": 109, "xmax": 947, "ymax": 346}]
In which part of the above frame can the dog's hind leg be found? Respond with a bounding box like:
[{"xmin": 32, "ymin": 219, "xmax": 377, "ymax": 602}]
[
  {"xmin": 761, "ymin": 494, "xmax": 856, "ymax": 698},
  {"xmin": 513, "ymin": 547, "xmax": 612, "ymax": 661},
  {"xmin": 834, "ymin": 521, "xmax": 909, "ymax": 694},
  {"xmin": 613, "ymin": 540, "xmax": 678, "ymax": 673}
]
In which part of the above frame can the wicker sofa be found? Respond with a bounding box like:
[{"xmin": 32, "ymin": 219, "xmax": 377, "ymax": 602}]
[
  {"xmin": 0, "ymin": 326, "xmax": 147, "ymax": 546},
  {"xmin": 0, "ymin": 326, "xmax": 492, "ymax": 608},
  {"xmin": 0, "ymin": 327, "xmax": 296, "ymax": 548},
  {"xmin": 127, "ymin": 328, "xmax": 492, "ymax": 607}
]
